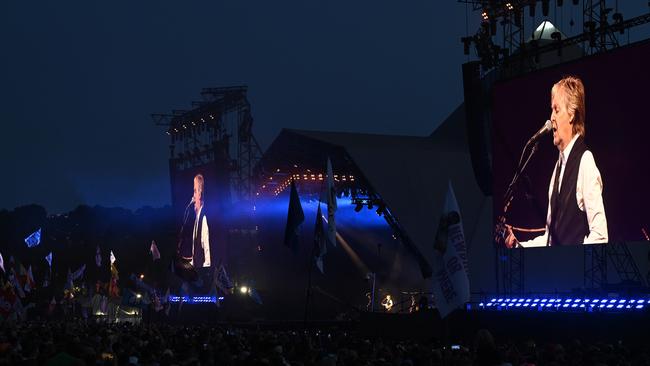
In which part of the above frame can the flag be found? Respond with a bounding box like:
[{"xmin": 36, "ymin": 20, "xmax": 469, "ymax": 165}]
[
  {"xmin": 17, "ymin": 264, "xmax": 28, "ymax": 290},
  {"xmin": 215, "ymin": 264, "xmax": 233, "ymax": 294},
  {"xmin": 283, "ymin": 180, "xmax": 304, "ymax": 253},
  {"xmin": 25, "ymin": 266, "xmax": 35, "ymax": 292},
  {"xmin": 64, "ymin": 268, "xmax": 74, "ymax": 291},
  {"xmin": 430, "ymin": 182, "xmax": 470, "ymax": 318},
  {"xmin": 8, "ymin": 270, "xmax": 25, "ymax": 299},
  {"xmin": 110, "ymin": 250, "xmax": 116, "ymax": 265},
  {"xmin": 250, "ymin": 288, "xmax": 263, "ymax": 305},
  {"xmin": 45, "ymin": 252, "xmax": 52, "ymax": 268},
  {"xmin": 326, "ymin": 158, "xmax": 337, "ymax": 247},
  {"xmin": 150, "ymin": 240, "xmax": 161, "ymax": 261},
  {"xmin": 24, "ymin": 228, "xmax": 41, "ymax": 248},
  {"xmin": 162, "ymin": 287, "xmax": 170, "ymax": 304},
  {"xmin": 314, "ymin": 204, "xmax": 326, "ymax": 274},
  {"xmin": 95, "ymin": 246, "xmax": 101, "ymax": 267},
  {"xmin": 0, "ymin": 253, "xmax": 4, "ymax": 273},
  {"xmin": 72, "ymin": 264, "xmax": 86, "ymax": 281}
]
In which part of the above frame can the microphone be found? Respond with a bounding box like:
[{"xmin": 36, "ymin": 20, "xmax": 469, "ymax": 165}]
[
  {"xmin": 527, "ymin": 120, "xmax": 553, "ymax": 143},
  {"xmin": 186, "ymin": 197, "xmax": 195, "ymax": 208}
]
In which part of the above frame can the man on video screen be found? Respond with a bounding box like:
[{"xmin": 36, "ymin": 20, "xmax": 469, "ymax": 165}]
[
  {"xmin": 180, "ymin": 173, "xmax": 211, "ymax": 267},
  {"xmin": 506, "ymin": 76, "xmax": 608, "ymax": 247}
]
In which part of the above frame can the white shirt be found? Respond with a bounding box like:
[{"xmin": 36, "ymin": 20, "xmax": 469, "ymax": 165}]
[
  {"xmin": 521, "ymin": 134, "xmax": 608, "ymax": 247},
  {"xmin": 191, "ymin": 204, "xmax": 211, "ymax": 267}
]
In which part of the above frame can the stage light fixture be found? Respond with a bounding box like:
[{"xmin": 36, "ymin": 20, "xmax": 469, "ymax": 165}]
[
  {"xmin": 481, "ymin": 9, "xmax": 489, "ymax": 21},
  {"xmin": 505, "ymin": 2, "xmax": 514, "ymax": 11},
  {"xmin": 240, "ymin": 286, "xmax": 249, "ymax": 294},
  {"xmin": 613, "ymin": 13, "xmax": 624, "ymax": 34}
]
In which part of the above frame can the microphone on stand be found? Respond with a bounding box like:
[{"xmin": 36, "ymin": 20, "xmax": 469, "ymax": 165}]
[{"xmin": 527, "ymin": 120, "xmax": 553, "ymax": 144}]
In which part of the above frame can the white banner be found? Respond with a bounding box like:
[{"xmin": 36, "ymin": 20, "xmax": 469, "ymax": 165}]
[{"xmin": 431, "ymin": 181, "xmax": 470, "ymax": 318}]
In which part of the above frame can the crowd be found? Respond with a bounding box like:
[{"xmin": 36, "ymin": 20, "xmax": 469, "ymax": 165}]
[{"xmin": 0, "ymin": 320, "xmax": 649, "ymax": 366}]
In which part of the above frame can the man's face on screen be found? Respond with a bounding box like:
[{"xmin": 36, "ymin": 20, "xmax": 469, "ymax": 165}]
[
  {"xmin": 550, "ymin": 87, "xmax": 574, "ymax": 151},
  {"xmin": 193, "ymin": 178, "xmax": 203, "ymax": 207}
]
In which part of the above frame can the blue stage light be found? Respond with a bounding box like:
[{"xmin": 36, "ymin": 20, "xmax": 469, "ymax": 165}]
[
  {"xmin": 565, "ymin": 298, "xmax": 572, "ymax": 303},
  {"xmin": 518, "ymin": 299, "xmax": 524, "ymax": 302},
  {"xmin": 636, "ymin": 305, "xmax": 644, "ymax": 309},
  {"xmin": 574, "ymin": 299, "xmax": 581, "ymax": 302},
  {"xmin": 580, "ymin": 304, "xmax": 585, "ymax": 308},
  {"xmin": 562, "ymin": 304, "xmax": 569, "ymax": 308},
  {"xmin": 523, "ymin": 303, "xmax": 530, "ymax": 307},
  {"xmin": 638, "ymin": 300, "xmax": 646, "ymax": 304},
  {"xmin": 515, "ymin": 303, "xmax": 522, "ymax": 307},
  {"xmin": 616, "ymin": 304, "xmax": 624, "ymax": 309},
  {"xmin": 541, "ymin": 299, "xmax": 547, "ymax": 303},
  {"xmin": 525, "ymin": 299, "xmax": 531, "ymax": 302},
  {"xmin": 606, "ymin": 304, "xmax": 614, "ymax": 308},
  {"xmin": 490, "ymin": 298, "xmax": 497, "ymax": 302},
  {"xmin": 571, "ymin": 304, "xmax": 578, "ymax": 308},
  {"xmin": 497, "ymin": 298, "xmax": 503, "ymax": 302},
  {"xmin": 479, "ymin": 303, "xmax": 484, "ymax": 307},
  {"xmin": 533, "ymin": 299, "xmax": 540, "ymax": 302},
  {"xmin": 630, "ymin": 300, "xmax": 636, "ymax": 303},
  {"xmin": 609, "ymin": 299, "xmax": 617, "ymax": 303},
  {"xmin": 619, "ymin": 299, "xmax": 626, "ymax": 303},
  {"xmin": 592, "ymin": 299, "xmax": 600, "ymax": 303},
  {"xmin": 546, "ymin": 303, "xmax": 553, "ymax": 307}
]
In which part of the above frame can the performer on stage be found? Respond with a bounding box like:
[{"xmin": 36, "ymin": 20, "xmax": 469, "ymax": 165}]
[
  {"xmin": 180, "ymin": 174, "xmax": 211, "ymax": 267},
  {"xmin": 506, "ymin": 76, "xmax": 608, "ymax": 247}
]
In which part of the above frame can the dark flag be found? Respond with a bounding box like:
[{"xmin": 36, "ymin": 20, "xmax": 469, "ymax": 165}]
[
  {"xmin": 284, "ymin": 180, "xmax": 304, "ymax": 254},
  {"xmin": 314, "ymin": 203, "xmax": 326, "ymax": 274}
]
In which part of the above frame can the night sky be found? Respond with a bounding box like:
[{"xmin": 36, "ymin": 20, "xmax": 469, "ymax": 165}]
[{"xmin": 2, "ymin": 1, "xmax": 648, "ymax": 213}]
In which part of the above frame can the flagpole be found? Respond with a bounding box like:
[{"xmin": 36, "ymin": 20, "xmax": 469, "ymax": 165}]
[
  {"xmin": 304, "ymin": 169, "xmax": 327, "ymax": 326},
  {"xmin": 303, "ymin": 232, "xmax": 317, "ymax": 326}
]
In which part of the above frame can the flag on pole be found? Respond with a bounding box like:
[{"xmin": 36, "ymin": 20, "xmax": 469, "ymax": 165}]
[
  {"xmin": 64, "ymin": 268, "xmax": 74, "ymax": 291},
  {"xmin": 150, "ymin": 240, "xmax": 161, "ymax": 261},
  {"xmin": 314, "ymin": 203, "xmax": 326, "ymax": 274},
  {"xmin": 326, "ymin": 158, "xmax": 337, "ymax": 247},
  {"xmin": 250, "ymin": 288, "xmax": 263, "ymax": 305},
  {"xmin": 430, "ymin": 182, "xmax": 470, "ymax": 318},
  {"xmin": 95, "ymin": 246, "xmax": 102, "ymax": 267},
  {"xmin": 9, "ymin": 270, "xmax": 25, "ymax": 299},
  {"xmin": 283, "ymin": 180, "xmax": 304, "ymax": 254},
  {"xmin": 45, "ymin": 252, "xmax": 52, "ymax": 268},
  {"xmin": 72, "ymin": 264, "xmax": 86, "ymax": 281},
  {"xmin": 25, "ymin": 266, "xmax": 35, "ymax": 292},
  {"xmin": 24, "ymin": 228, "xmax": 41, "ymax": 248},
  {"xmin": 215, "ymin": 264, "xmax": 233, "ymax": 294}
]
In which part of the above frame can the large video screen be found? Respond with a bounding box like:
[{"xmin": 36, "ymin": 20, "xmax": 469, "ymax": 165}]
[
  {"xmin": 171, "ymin": 163, "xmax": 231, "ymax": 294},
  {"xmin": 492, "ymin": 40, "xmax": 650, "ymax": 248}
]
